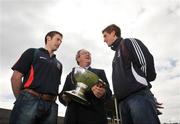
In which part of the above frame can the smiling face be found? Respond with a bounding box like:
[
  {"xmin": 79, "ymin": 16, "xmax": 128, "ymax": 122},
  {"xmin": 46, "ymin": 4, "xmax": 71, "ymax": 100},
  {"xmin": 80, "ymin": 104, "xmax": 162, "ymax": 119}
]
[{"xmin": 76, "ymin": 49, "xmax": 91, "ymax": 68}]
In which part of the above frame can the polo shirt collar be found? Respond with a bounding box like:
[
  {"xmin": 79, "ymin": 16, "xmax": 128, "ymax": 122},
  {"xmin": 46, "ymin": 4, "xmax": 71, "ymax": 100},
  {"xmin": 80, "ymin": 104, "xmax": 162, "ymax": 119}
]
[{"xmin": 39, "ymin": 47, "xmax": 56, "ymax": 58}]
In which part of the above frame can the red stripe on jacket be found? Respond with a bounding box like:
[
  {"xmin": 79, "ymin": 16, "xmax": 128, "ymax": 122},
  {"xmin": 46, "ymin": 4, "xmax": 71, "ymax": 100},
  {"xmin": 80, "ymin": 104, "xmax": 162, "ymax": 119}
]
[{"xmin": 24, "ymin": 65, "xmax": 34, "ymax": 88}]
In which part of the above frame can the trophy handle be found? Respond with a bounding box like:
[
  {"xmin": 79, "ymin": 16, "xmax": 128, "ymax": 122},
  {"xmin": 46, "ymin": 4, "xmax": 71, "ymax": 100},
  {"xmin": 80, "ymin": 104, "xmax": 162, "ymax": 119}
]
[{"xmin": 97, "ymin": 79, "xmax": 106, "ymax": 88}]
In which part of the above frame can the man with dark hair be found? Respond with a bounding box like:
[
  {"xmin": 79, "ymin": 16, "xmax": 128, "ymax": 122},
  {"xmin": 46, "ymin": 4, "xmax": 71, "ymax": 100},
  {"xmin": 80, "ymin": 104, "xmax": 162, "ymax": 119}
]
[
  {"xmin": 9, "ymin": 31, "xmax": 63, "ymax": 124},
  {"xmin": 59, "ymin": 49, "xmax": 112, "ymax": 124},
  {"xmin": 102, "ymin": 24, "xmax": 161, "ymax": 124}
]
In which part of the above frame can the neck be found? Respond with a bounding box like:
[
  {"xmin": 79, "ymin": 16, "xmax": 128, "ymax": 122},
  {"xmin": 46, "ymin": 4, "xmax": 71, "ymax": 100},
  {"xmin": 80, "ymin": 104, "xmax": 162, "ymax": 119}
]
[
  {"xmin": 45, "ymin": 46, "xmax": 54, "ymax": 56},
  {"xmin": 79, "ymin": 64, "xmax": 90, "ymax": 68},
  {"xmin": 110, "ymin": 36, "xmax": 118, "ymax": 47},
  {"xmin": 113, "ymin": 36, "xmax": 118, "ymax": 42},
  {"xmin": 111, "ymin": 37, "xmax": 123, "ymax": 51}
]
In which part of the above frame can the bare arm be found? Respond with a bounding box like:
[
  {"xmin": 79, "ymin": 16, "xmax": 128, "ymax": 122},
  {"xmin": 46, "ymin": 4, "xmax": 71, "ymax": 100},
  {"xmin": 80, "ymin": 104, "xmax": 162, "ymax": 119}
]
[{"xmin": 11, "ymin": 70, "xmax": 23, "ymax": 99}]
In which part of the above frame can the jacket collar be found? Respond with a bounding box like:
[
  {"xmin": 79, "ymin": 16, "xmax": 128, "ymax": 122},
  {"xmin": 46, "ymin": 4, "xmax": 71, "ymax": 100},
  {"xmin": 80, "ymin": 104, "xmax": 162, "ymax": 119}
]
[
  {"xmin": 111, "ymin": 38, "xmax": 123, "ymax": 51},
  {"xmin": 39, "ymin": 47, "xmax": 56, "ymax": 58},
  {"xmin": 78, "ymin": 65, "xmax": 90, "ymax": 70}
]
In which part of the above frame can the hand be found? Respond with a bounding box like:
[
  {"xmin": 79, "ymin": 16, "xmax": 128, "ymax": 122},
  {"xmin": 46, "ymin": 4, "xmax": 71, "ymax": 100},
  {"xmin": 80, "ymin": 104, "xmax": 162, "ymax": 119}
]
[
  {"xmin": 154, "ymin": 98, "xmax": 164, "ymax": 115},
  {"xmin": 62, "ymin": 94, "xmax": 71, "ymax": 103},
  {"xmin": 156, "ymin": 101, "xmax": 164, "ymax": 109},
  {"xmin": 91, "ymin": 83, "xmax": 106, "ymax": 98}
]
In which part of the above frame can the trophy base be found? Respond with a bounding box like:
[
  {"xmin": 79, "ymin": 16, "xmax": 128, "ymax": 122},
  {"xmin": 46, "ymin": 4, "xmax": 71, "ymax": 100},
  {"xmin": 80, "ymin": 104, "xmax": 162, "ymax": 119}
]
[{"xmin": 64, "ymin": 91, "xmax": 89, "ymax": 105}]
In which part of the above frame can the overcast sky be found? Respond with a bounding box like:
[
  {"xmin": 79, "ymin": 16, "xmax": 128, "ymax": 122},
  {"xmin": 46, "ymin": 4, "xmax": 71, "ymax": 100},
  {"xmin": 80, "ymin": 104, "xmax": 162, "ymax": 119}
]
[{"xmin": 0, "ymin": 0, "xmax": 180, "ymax": 123}]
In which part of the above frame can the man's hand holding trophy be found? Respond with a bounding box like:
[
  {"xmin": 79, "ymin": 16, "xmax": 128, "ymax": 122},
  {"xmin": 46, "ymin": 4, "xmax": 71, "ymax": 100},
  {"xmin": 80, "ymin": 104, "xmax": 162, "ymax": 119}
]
[{"xmin": 62, "ymin": 67, "xmax": 106, "ymax": 105}]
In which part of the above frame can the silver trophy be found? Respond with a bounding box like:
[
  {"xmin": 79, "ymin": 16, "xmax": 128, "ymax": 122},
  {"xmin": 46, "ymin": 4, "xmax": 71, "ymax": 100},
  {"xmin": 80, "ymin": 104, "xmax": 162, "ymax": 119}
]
[{"xmin": 63, "ymin": 67, "xmax": 105, "ymax": 105}]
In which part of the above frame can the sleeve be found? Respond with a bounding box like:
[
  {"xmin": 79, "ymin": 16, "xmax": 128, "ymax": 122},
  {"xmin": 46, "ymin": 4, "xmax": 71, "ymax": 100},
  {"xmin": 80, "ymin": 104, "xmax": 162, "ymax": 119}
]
[
  {"xmin": 59, "ymin": 72, "xmax": 76, "ymax": 106},
  {"xmin": 99, "ymin": 70, "xmax": 112, "ymax": 100},
  {"xmin": 11, "ymin": 48, "xmax": 35, "ymax": 75},
  {"xmin": 58, "ymin": 61, "xmax": 63, "ymax": 84},
  {"xmin": 124, "ymin": 38, "xmax": 156, "ymax": 82}
]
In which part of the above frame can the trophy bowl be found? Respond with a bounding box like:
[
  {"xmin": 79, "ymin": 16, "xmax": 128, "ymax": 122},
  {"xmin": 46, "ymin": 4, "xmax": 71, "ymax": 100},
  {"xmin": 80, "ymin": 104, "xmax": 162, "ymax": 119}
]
[{"xmin": 63, "ymin": 67, "xmax": 105, "ymax": 105}]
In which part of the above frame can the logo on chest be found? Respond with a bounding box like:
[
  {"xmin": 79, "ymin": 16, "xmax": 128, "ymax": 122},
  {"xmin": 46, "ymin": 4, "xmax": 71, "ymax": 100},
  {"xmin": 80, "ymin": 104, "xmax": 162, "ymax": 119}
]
[
  {"xmin": 40, "ymin": 56, "xmax": 47, "ymax": 60},
  {"xmin": 117, "ymin": 49, "xmax": 121, "ymax": 57},
  {"xmin": 113, "ymin": 49, "xmax": 121, "ymax": 63},
  {"xmin": 57, "ymin": 63, "xmax": 61, "ymax": 70}
]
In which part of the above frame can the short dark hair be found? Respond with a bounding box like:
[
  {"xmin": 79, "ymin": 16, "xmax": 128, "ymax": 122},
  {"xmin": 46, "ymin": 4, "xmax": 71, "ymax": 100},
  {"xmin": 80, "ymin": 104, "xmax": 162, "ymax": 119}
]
[
  {"xmin": 102, "ymin": 24, "xmax": 121, "ymax": 37},
  {"xmin": 45, "ymin": 31, "xmax": 63, "ymax": 44}
]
